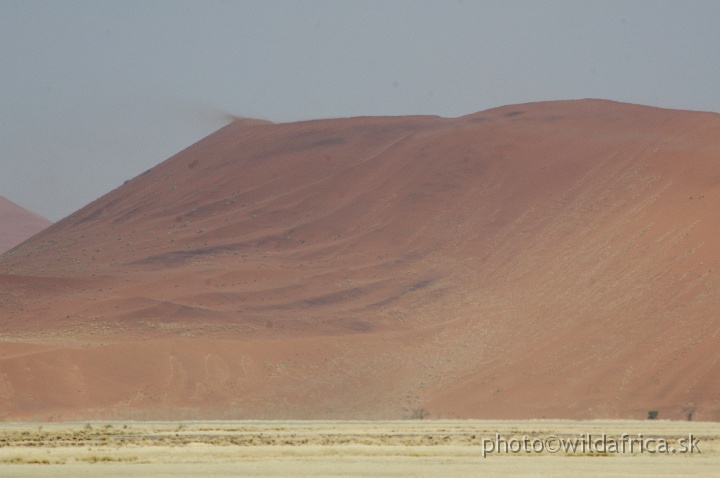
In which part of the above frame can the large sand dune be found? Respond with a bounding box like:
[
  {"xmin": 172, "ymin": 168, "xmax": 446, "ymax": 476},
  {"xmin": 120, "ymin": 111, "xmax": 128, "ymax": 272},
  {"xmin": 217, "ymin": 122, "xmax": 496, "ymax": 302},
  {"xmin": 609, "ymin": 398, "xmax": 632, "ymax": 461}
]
[{"xmin": 1, "ymin": 100, "xmax": 719, "ymax": 421}]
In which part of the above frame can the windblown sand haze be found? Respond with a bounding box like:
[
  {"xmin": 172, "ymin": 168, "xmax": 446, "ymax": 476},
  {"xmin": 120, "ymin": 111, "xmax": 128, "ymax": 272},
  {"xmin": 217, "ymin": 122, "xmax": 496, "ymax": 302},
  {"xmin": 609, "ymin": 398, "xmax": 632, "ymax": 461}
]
[{"xmin": 0, "ymin": 196, "xmax": 51, "ymax": 255}]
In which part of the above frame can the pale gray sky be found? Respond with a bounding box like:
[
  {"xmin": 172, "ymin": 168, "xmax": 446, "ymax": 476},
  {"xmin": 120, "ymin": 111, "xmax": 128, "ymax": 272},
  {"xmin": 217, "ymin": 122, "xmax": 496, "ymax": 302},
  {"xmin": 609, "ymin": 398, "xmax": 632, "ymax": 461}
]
[{"xmin": 2, "ymin": 0, "xmax": 720, "ymax": 221}]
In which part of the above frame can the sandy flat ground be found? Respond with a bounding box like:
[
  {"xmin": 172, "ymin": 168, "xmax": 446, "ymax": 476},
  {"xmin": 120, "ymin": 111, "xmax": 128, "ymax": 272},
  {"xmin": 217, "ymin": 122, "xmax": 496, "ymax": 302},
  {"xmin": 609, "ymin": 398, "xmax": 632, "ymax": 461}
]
[{"xmin": 0, "ymin": 420, "xmax": 718, "ymax": 477}]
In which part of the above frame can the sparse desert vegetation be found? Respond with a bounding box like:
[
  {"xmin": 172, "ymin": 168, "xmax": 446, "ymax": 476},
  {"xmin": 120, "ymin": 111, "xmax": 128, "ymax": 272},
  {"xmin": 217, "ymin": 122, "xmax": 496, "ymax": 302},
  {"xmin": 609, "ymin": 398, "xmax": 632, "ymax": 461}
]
[{"xmin": 0, "ymin": 420, "xmax": 719, "ymax": 477}]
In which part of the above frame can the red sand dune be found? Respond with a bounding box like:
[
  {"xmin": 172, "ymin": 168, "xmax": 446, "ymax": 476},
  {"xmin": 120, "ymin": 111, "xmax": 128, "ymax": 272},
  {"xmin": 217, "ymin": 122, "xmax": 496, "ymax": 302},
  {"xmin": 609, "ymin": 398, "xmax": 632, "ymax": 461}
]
[
  {"xmin": 0, "ymin": 196, "xmax": 51, "ymax": 255},
  {"xmin": 1, "ymin": 99, "xmax": 719, "ymax": 421}
]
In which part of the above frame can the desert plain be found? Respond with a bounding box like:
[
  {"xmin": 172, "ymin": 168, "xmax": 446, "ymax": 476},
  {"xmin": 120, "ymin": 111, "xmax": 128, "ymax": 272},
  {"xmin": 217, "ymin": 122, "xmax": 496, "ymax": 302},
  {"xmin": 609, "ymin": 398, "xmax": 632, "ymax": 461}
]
[{"xmin": 1, "ymin": 419, "xmax": 719, "ymax": 477}]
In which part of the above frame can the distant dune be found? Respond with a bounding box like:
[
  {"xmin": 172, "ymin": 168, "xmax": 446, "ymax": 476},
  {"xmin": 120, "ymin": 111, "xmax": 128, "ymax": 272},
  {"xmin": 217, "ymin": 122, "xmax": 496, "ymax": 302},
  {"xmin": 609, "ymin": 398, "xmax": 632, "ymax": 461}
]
[
  {"xmin": 0, "ymin": 196, "xmax": 51, "ymax": 255},
  {"xmin": 1, "ymin": 99, "xmax": 719, "ymax": 421}
]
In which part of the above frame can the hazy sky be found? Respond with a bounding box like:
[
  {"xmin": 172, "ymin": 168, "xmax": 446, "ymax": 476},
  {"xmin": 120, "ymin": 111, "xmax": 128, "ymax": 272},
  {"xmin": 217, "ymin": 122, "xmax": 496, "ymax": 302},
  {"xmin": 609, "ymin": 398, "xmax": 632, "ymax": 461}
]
[{"xmin": 2, "ymin": 0, "xmax": 720, "ymax": 221}]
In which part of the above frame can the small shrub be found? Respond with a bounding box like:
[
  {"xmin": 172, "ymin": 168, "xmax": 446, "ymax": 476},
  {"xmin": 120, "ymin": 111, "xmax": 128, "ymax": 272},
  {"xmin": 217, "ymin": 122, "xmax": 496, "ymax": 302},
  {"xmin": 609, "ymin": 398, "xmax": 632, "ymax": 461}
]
[
  {"xmin": 409, "ymin": 408, "xmax": 430, "ymax": 420},
  {"xmin": 86, "ymin": 455, "xmax": 115, "ymax": 463},
  {"xmin": 682, "ymin": 404, "xmax": 696, "ymax": 421},
  {"xmin": 647, "ymin": 410, "xmax": 658, "ymax": 420}
]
